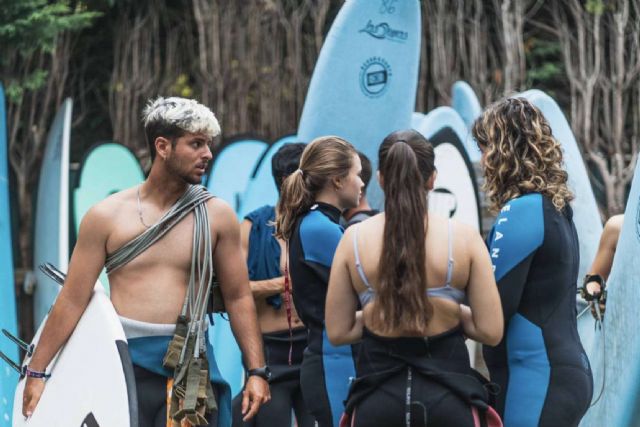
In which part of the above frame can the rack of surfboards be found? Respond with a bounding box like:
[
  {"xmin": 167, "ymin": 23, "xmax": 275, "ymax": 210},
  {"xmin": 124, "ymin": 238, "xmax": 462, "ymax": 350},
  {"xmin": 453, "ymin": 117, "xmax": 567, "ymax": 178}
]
[{"xmin": 2, "ymin": 0, "xmax": 632, "ymax": 425}]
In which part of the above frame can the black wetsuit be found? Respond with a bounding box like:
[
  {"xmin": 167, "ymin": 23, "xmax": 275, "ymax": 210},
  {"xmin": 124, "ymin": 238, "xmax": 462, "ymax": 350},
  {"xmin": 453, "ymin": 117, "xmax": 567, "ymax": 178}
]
[
  {"xmin": 344, "ymin": 328, "xmax": 500, "ymax": 427},
  {"xmin": 484, "ymin": 193, "xmax": 593, "ymax": 427},
  {"xmin": 289, "ymin": 202, "xmax": 358, "ymax": 427},
  {"xmin": 231, "ymin": 205, "xmax": 313, "ymax": 427}
]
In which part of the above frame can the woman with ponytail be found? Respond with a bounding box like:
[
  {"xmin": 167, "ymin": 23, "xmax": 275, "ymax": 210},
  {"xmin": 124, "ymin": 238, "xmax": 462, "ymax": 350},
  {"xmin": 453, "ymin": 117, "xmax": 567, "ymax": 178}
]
[
  {"xmin": 326, "ymin": 129, "xmax": 503, "ymax": 427},
  {"xmin": 275, "ymin": 136, "xmax": 363, "ymax": 427}
]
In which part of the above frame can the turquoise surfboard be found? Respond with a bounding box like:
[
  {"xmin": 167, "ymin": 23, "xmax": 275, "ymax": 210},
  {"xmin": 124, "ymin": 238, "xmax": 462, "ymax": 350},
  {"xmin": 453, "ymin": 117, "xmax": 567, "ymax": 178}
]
[
  {"xmin": 207, "ymin": 138, "xmax": 268, "ymax": 214},
  {"xmin": 580, "ymin": 157, "xmax": 640, "ymax": 426},
  {"xmin": 0, "ymin": 84, "xmax": 18, "ymax": 427},
  {"xmin": 518, "ymin": 90, "xmax": 602, "ymax": 355},
  {"xmin": 297, "ymin": 0, "xmax": 422, "ymax": 209},
  {"xmin": 237, "ymin": 134, "xmax": 300, "ymax": 219},
  {"xmin": 73, "ymin": 143, "xmax": 144, "ymax": 292},
  {"xmin": 33, "ymin": 99, "xmax": 72, "ymax": 327}
]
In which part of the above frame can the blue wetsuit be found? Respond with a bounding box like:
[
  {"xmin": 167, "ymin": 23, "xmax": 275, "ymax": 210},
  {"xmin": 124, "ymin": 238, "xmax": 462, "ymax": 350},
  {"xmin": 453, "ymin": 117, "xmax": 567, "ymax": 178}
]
[
  {"xmin": 483, "ymin": 193, "xmax": 593, "ymax": 427},
  {"xmin": 289, "ymin": 202, "xmax": 357, "ymax": 427}
]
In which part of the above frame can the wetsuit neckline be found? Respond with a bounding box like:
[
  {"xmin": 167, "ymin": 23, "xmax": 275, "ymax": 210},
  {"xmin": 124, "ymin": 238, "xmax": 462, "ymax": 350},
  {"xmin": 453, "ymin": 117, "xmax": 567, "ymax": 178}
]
[{"xmin": 310, "ymin": 201, "xmax": 342, "ymax": 224}]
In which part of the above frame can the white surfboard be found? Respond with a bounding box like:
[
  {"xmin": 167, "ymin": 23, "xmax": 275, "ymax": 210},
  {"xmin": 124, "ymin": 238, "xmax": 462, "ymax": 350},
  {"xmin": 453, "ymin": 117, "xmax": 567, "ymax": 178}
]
[
  {"xmin": 33, "ymin": 100, "xmax": 72, "ymax": 327},
  {"xmin": 414, "ymin": 108, "xmax": 482, "ymax": 231},
  {"xmin": 13, "ymin": 281, "xmax": 136, "ymax": 427}
]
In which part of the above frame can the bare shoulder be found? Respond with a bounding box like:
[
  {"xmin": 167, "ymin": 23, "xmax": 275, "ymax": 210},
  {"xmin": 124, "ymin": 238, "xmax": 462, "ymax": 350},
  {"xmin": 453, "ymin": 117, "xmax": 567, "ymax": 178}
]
[
  {"xmin": 78, "ymin": 187, "xmax": 136, "ymax": 235},
  {"xmin": 205, "ymin": 197, "xmax": 239, "ymax": 232}
]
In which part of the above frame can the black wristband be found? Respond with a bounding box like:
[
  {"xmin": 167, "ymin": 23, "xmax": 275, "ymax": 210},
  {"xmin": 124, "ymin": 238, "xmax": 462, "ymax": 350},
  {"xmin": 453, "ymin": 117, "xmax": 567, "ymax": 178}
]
[{"xmin": 247, "ymin": 366, "xmax": 271, "ymax": 382}]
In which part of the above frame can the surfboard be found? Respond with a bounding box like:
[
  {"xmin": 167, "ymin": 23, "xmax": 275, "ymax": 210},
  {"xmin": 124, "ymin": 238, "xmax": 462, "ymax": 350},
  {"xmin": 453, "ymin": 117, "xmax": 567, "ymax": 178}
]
[
  {"xmin": 0, "ymin": 83, "xmax": 19, "ymax": 427},
  {"xmin": 579, "ymin": 157, "xmax": 640, "ymax": 426},
  {"xmin": 237, "ymin": 134, "xmax": 300, "ymax": 219},
  {"xmin": 518, "ymin": 90, "xmax": 602, "ymax": 354},
  {"xmin": 33, "ymin": 99, "xmax": 72, "ymax": 330},
  {"xmin": 414, "ymin": 108, "xmax": 482, "ymax": 231},
  {"xmin": 73, "ymin": 143, "xmax": 144, "ymax": 293},
  {"xmin": 296, "ymin": 0, "xmax": 422, "ymax": 209},
  {"xmin": 13, "ymin": 279, "xmax": 136, "ymax": 427},
  {"xmin": 451, "ymin": 81, "xmax": 482, "ymax": 130},
  {"xmin": 207, "ymin": 138, "xmax": 268, "ymax": 214}
]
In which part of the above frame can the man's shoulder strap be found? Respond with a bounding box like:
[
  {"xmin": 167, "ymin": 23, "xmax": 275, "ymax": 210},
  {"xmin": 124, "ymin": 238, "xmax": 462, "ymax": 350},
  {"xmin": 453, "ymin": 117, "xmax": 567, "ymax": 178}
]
[{"xmin": 105, "ymin": 185, "xmax": 213, "ymax": 274}]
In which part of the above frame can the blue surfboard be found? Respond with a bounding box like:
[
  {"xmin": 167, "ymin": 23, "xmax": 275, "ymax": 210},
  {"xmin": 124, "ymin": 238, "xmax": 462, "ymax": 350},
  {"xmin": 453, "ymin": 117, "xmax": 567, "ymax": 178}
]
[
  {"xmin": 580, "ymin": 158, "xmax": 640, "ymax": 426},
  {"xmin": 297, "ymin": 0, "xmax": 422, "ymax": 209},
  {"xmin": 73, "ymin": 143, "xmax": 144, "ymax": 292},
  {"xmin": 33, "ymin": 99, "xmax": 72, "ymax": 327},
  {"xmin": 237, "ymin": 134, "xmax": 300, "ymax": 219},
  {"xmin": 0, "ymin": 84, "xmax": 19, "ymax": 427},
  {"xmin": 518, "ymin": 90, "xmax": 602, "ymax": 355},
  {"xmin": 451, "ymin": 80, "xmax": 482, "ymax": 130},
  {"xmin": 207, "ymin": 138, "xmax": 268, "ymax": 214},
  {"xmin": 416, "ymin": 106, "xmax": 480, "ymax": 163}
]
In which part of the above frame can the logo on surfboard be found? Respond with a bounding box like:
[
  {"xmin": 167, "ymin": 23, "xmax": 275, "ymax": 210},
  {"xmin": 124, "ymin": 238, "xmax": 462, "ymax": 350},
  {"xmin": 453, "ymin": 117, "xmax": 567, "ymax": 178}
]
[
  {"xmin": 81, "ymin": 412, "xmax": 100, "ymax": 427},
  {"xmin": 379, "ymin": 0, "xmax": 398, "ymax": 14},
  {"xmin": 360, "ymin": 57, "xmax": 392, "ymax": 98},
  {"xmin": 359, "ymin": 20, "xmax": 408, "ymax": 43}
]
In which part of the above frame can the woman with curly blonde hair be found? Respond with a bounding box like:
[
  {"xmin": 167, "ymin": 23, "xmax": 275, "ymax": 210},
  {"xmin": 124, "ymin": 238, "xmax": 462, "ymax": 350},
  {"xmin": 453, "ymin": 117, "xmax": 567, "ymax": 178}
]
[{"xmin": 472, "ymin": 97, "xmax": 593, "ymax": 427}]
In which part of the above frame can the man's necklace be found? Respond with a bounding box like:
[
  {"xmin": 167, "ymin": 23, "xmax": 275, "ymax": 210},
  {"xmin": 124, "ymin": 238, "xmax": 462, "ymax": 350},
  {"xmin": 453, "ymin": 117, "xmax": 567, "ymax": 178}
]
[{"xmin": 137, "ymin": 185, "xmax": 152, "ymax": 229}]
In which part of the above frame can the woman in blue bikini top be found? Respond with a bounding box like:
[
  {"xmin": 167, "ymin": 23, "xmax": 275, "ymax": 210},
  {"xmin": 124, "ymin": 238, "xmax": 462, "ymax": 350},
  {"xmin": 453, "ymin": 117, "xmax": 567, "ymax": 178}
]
[{"xmin": 325, "ymin": 129, "xmax": 504, "ymax": 427}]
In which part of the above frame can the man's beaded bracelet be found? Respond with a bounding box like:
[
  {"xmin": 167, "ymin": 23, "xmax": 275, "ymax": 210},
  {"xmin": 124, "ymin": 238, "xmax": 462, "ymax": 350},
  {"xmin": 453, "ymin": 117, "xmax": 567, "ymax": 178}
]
[{"xmin": 24, "ymin": 367, "xmax": 51, "ymax": 379}]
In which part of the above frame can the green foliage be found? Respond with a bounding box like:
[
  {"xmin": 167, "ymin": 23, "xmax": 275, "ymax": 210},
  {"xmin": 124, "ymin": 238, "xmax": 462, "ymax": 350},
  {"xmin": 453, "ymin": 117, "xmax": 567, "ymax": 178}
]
[
  {"xmin": 525, "ymin": 37, "xmax": 567, "ymax": 101},
  {"xmin": 586, "ymin": 0, "xmax": 605, "ymax": 15},
  {"xmin": 0, "ymin": 0, "xmax": 102, "ymax": 101}
]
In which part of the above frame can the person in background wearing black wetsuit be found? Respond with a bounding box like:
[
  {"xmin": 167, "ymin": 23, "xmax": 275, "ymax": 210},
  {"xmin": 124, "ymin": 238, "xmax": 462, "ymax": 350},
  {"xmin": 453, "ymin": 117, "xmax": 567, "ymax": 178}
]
[
  {"xmin": 275, "ymin": 136, "xmax": 364, "ymax": 427},
  {"xmin": 232, "ymin": 143, "xmax": 314, "ymax": 427},
  {"xmin": 342, "ymin": 151, "xmax": 379, "ymax": 228},
  {"xmin": 472, "ymin": 98, "xmax": 594, "ymax": 427},
  {"xmin": 326, "ymin": 129, "xmax": 503, "ymax": 427}
]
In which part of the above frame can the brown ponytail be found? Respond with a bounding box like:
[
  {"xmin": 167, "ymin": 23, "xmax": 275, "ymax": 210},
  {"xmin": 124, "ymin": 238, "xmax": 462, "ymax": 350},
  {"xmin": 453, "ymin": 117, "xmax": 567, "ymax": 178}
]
[
  {"xmin": 372, "ymin": 129, "xmax": 436, "ymax": 334},
  {"xmin": 275, "ymin": 136, "xmax": 356, "ymax": 240}
]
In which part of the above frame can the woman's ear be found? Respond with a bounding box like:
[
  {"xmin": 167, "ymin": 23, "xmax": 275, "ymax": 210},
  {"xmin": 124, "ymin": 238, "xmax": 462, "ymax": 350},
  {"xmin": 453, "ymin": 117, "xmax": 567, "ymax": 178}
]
[
  {"xmin": 377, "ymin": 170, "xmax": 384, "ymax": 188},
  {"xmin": 426, "ymin": 171, "xmax": 437, "ymax": 190},
  {"xmin": 332, "ymin": 176, "xmax": 343, "ymax": 190}
]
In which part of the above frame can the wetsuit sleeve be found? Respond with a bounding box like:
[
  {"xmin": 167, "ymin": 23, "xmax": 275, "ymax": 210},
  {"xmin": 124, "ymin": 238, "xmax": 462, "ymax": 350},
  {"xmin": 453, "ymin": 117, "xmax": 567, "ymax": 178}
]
[
  {"xmin": 488, "ymin": 194, "xmax": 545, "ymax": 321},
  {"xmin": 299, "ymin": 215, "xmax": 343, "ymax": 284}
]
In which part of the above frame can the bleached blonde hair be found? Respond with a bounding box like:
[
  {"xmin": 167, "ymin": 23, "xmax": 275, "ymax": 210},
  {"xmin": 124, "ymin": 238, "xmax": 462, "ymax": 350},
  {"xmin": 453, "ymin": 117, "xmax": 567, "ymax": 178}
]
[{"xmin": 143, "ymin": 97, "xmax": 220, "ymax": 159}]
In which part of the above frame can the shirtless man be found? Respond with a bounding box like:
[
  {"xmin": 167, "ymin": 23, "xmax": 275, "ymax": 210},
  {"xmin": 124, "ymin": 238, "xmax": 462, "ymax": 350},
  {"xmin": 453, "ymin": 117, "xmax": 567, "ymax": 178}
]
[{"xmin": 22, "ymin": 97, "xmax": 270, "ymax": 426}]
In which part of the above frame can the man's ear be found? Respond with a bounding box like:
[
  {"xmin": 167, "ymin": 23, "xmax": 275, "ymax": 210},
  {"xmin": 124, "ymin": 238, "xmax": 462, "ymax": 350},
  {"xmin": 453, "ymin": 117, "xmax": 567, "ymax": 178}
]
[{"xmin": 155, "ymin": 137, "xmax": 171, "ymax": 160}]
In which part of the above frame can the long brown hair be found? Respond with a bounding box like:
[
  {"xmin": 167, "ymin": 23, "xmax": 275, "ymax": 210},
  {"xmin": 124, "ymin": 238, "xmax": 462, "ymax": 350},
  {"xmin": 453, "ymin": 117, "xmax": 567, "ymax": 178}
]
[
  {"xmin": 472, "ymin": 97, "xmax": 573, "ymax": 213},
  {"xmin": 371, "ymin": 129, "xmax": 436, "ymax": 334},
  {"xmin": 275, "ymin": 136, "xmax": 356, "ymax": 240}
]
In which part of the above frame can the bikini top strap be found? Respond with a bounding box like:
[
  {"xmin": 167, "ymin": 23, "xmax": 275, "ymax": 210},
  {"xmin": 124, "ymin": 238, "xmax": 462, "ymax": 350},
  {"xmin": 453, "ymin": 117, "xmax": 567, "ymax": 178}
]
[
  {"xmin": 445, "ymin": 219, "xmax": 455, "ymax": 286},
  {"xmin": 353, "ymin": 225, "xmax": 373, "ymax": 290}
]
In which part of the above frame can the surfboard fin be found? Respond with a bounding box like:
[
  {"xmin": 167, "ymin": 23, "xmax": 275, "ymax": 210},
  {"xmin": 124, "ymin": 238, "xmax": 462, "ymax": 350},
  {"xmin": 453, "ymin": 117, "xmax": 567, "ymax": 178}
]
[
  {"xmin": 2, "ymin": 328, "xmax": 33, "ymax": 356},
  {"xmin": 0, "ymin": 349, "xmax": 22, "ymax": 375},
  {"xmin": 38, "ymin": 262, "xmax": 66, "ymax": 285}
]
